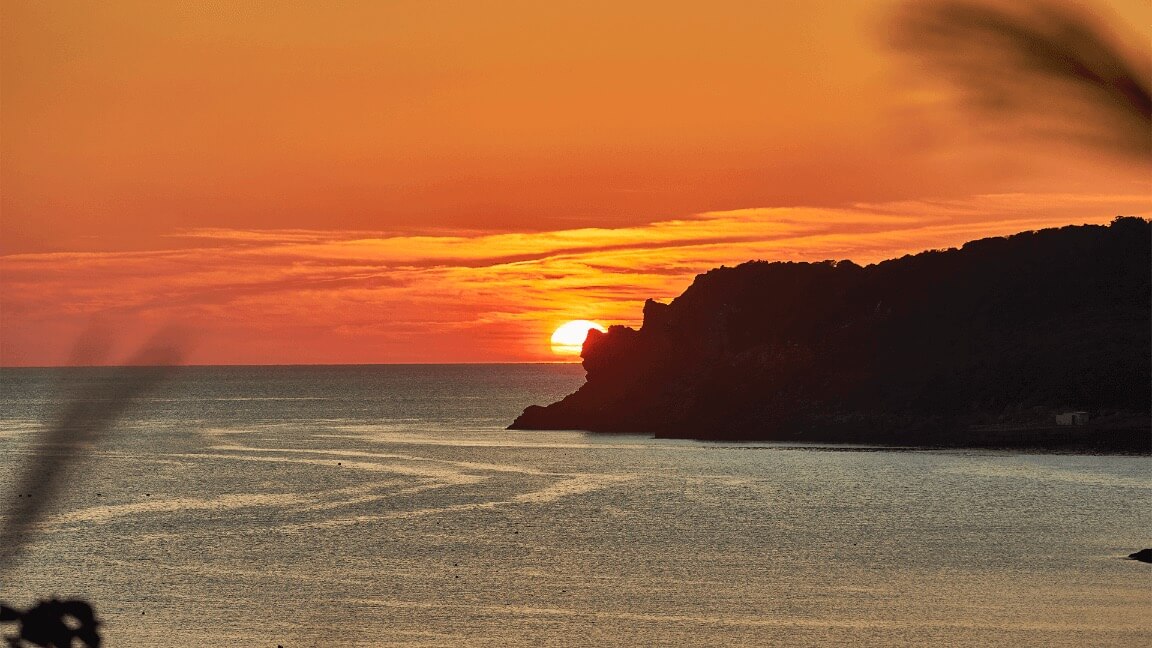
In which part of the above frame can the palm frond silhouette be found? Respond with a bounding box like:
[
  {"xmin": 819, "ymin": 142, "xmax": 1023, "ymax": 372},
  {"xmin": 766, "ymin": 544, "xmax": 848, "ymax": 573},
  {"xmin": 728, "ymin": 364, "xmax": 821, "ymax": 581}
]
[{"xmin": 891, "ymin": 0, "xmax": 1151, "ymax": 160}]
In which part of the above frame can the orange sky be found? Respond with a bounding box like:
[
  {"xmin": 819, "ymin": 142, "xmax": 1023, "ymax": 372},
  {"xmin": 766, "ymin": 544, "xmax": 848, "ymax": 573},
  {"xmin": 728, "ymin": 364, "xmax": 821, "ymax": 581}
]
[{"xmin": 2, "ymin": 0, "xmax": 1149, "ymax": 365}]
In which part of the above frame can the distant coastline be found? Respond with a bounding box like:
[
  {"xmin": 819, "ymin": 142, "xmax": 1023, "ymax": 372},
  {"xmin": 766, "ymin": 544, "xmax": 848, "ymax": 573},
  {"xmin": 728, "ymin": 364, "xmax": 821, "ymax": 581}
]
[{"xmin": 510, "ymin": 218, "xmax": 1152, "ymax": 454}]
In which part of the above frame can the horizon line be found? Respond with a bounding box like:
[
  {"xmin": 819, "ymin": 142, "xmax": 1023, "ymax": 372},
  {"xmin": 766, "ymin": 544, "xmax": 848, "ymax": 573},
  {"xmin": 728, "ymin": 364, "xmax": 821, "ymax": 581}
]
[{"xmin": 0, "ymin": 361, "xmax": 586, "ymax": 370}]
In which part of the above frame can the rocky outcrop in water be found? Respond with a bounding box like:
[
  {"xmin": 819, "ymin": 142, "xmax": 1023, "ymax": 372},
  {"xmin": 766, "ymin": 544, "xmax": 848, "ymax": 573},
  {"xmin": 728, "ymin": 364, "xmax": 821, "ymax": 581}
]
[{"xmin": 510, "ymin": 218, "xmax": 1151, "ymax": 452}]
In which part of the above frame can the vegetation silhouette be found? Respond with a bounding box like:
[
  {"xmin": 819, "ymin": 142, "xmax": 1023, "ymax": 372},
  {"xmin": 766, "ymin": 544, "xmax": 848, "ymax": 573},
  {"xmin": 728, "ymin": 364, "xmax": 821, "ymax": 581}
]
[
  {"xmin": 0, "ymin": 335, "xmax": 180, "ymax": 648},
  {"xmin": 512, "ymin": 218, "xmax": 1151, "ymax": 452},
  {"xmin": 1, "ymin": 600, "xmax": 100, "ymax": 648},
  {"xmin": 890, "ymin": 0, "xmax": 1151, "ymax": 160}
]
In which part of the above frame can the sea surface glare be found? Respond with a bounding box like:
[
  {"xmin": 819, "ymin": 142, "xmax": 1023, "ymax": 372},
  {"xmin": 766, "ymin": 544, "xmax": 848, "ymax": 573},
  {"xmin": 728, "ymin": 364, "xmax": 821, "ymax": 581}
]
[{"xmin": 1, "ymin": 365, "xmax": 1149, "ymax": 647}]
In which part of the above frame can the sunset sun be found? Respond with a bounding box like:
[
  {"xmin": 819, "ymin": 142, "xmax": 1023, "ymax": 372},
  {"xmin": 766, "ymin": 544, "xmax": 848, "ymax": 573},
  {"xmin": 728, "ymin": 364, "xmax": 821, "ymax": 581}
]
[{"xmin": 550, "ymin": 320, "xmax": 607, "ymax": 356}]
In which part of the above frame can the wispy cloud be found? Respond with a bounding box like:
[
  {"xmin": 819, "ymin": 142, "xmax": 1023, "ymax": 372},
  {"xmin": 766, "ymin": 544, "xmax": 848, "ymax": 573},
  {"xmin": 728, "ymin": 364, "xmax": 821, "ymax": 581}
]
[{"xmin": 2, "ymin": 193, "xmax": 1147, "ymax": 365}]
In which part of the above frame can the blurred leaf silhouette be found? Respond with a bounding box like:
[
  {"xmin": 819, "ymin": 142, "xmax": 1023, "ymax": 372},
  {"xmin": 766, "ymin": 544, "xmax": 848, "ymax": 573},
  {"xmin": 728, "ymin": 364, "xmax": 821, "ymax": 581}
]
[
  {"xmin": 1, "ymin": 333, "xmax": 182, "ymax": 574},
  {"xmin": 1, "ymin": 600, "xmax": 101, "ymax": 648},
  {"xmin": 1, "ymin": 332, "xmax": 182, "ymax": 647},
  {"xmin": 890, "ymin": 0, "xmax": 1151, "ymax": 160}
]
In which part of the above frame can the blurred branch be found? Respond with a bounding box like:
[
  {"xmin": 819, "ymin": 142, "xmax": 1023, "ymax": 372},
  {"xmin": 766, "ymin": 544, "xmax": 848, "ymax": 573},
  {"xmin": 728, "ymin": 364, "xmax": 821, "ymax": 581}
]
[
  {"xmin": 0, "ymin": 335, "xmax": 183, "ymax": 580},
  {"xmin": 890, "ymin": 0, "xmax": 1151, "ymax": 160}
]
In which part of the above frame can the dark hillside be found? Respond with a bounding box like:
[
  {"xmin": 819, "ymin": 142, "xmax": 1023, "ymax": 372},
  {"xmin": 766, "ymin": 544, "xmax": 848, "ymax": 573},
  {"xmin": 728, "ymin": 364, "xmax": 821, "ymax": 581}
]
[{"xmin": 510, "ymin": 218, "xmax": 1151, "ymax": 452}]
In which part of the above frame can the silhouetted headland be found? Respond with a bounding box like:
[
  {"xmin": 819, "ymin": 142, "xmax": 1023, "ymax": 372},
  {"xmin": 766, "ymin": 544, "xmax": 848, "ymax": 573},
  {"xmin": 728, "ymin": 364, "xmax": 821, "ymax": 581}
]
[{"xmin": 511, "ymin": 218, "xmax": 1151, "ymax": 453}]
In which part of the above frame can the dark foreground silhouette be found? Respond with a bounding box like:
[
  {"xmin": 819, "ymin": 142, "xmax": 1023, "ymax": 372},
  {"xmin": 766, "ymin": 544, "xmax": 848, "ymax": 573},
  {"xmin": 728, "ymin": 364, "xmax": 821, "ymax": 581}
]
[
  {"xmin": 511, "ymin": 218, "xmax": 1151, "ymax": 453},
  {"xmin": 0, "ymin": 336, "xmax": 180, "ymax": 648},
  {"xmin": 1129, "ymin": 549, "xmax": 1152, "ymax": 563},
  {"xmin": 890, "ymin": 0, "xmax": 1151, "ymax": 161},
  {"xmin": 1, "ymin": 600, "xmax": 100, "ymax": 648}
]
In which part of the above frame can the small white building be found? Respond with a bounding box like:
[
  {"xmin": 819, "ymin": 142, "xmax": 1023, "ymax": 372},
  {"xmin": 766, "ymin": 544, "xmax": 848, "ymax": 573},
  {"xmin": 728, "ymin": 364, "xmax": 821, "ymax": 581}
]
[{"xmin": 1055, "ymin": 411, "xmax": 1089, "ymax": 426}]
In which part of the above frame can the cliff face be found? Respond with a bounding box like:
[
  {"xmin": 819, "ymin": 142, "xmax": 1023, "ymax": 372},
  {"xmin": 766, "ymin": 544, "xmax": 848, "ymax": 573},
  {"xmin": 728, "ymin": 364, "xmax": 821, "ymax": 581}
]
[{"xmin": 510, "ymin": 218, "xmax": 1151, "ymax": 450}]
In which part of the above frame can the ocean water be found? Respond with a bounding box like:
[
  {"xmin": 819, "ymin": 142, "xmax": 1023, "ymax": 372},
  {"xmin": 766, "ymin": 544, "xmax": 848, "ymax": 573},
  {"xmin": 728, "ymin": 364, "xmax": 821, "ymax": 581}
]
[{"xmin": 0, "ymin": 365, "xmax": 1149, "ymax": 647}]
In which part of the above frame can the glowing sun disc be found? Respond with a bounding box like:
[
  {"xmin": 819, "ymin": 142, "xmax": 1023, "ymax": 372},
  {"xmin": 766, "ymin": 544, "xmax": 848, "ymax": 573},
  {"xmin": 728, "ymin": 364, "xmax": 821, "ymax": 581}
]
[{"xmin": 550, "ymin": 320, "xmax": 606, "ymax": 355}]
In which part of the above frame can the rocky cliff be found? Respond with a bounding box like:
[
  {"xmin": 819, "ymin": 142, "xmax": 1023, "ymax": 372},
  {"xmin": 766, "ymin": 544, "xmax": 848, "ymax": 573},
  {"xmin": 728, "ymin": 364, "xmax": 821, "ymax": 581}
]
[{"xmin": 510, "ymin": 218, "xmax": 1151, "ymax": 452}]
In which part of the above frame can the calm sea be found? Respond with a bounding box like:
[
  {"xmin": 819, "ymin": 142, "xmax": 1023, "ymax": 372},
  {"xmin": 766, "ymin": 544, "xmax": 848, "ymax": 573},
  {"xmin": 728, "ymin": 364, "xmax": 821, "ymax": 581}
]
[{"xmin": 1, "ymin": 365, "xmax": 1149, "ymax": 647}]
